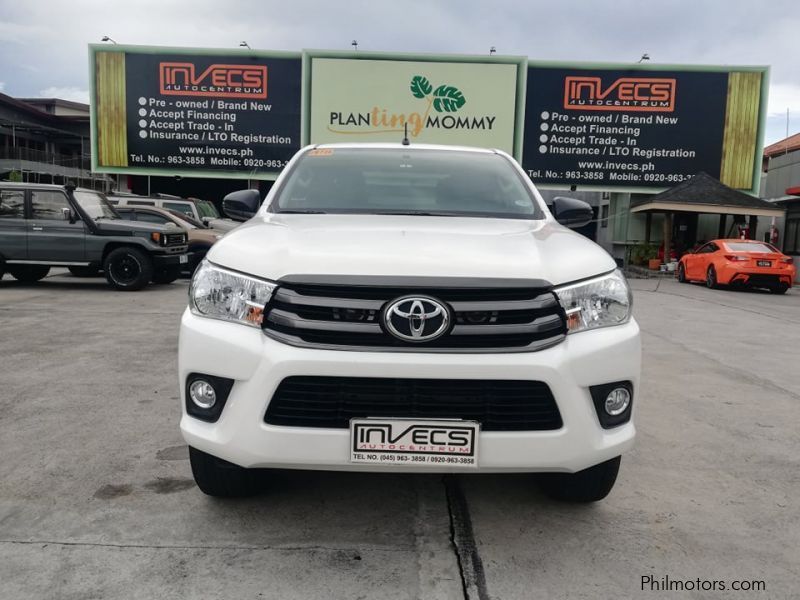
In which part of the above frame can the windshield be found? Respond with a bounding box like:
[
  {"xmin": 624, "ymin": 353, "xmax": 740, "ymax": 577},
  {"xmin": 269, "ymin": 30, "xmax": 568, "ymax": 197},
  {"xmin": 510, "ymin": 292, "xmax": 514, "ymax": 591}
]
[
  {"xmin": 274, "ymin": 148, "xmax": 542, "ymax": 219},
  {"xmin": 165, "ymin": 209, "xmax": 202, "ymax": 229},
  {"xmin": 196, "ymin": 200, "xmax": 220, "ymax": 218},
  {"xmin": 74, "ymin": 191, "xmax": 118, "ymax": 220}
]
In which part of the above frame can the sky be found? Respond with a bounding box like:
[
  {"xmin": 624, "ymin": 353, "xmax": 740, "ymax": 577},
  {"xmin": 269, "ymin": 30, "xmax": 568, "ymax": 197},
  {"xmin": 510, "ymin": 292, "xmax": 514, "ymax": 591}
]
[{"xmin": 0, "ymin": 0, "xmax": 797, "ymax": 144}]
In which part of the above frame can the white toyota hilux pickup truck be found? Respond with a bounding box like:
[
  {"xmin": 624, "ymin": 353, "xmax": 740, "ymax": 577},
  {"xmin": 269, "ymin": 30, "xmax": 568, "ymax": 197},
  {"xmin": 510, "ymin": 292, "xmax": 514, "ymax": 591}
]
[{"xmin": 179, "ymin": 143, "xmax": 640, "ymax": 502}]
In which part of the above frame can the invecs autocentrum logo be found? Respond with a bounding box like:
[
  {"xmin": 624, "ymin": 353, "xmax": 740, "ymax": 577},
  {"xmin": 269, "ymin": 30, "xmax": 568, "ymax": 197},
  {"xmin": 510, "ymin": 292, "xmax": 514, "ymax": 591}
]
[
  {"xmin": 563, "ymin": 76, "xmax": 676, "ymax": 112},
  {"xmin": 327, "ymin": 75, "xmax": 498, "ymax": 137},
  {"xmin": 159, "ymin": 63, "xmax": 267, "ymax": 99}
]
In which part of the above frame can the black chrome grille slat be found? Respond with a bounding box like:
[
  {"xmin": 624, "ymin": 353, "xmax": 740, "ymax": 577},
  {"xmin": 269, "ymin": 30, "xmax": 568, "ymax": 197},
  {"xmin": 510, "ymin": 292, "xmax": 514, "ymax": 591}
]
[
  {"xmin": 274, "ymin": 288, "xmax": 384, "ymax": 310},
  {"xmin": 267, "ymin": 309, "xmax": 382, "ymax": 334},
  {"xmin": 450, "ymin": 314, "xmax": 564, "ymax": 336},
  {"xmin": 263, "ymin": 280, "xmax": 567, "ymax": 352},
  {"xmin": 449, "ymin": 296, "xmax": 558, "ymax": 312},
  {"xmin": 265, "ymin": 376, "xmax": 562, "ymax": 431}
]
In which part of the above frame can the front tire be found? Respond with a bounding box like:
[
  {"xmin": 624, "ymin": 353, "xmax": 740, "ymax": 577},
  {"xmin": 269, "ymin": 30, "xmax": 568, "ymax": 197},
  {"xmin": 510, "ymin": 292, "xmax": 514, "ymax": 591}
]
[
  {"xmin": 539, "ymin": 456, "xmax": 621, "ymax": 503},
  {"xmin": 104, "ymin": 247, "xmax": 153, "ymax": 291},
  {"xmin": 189, "ymin": 447, "xmax": 263, "ymax": 497},
  {"xmin": 152, "ymin": 265, "xmax": 180, "ymax": 284},
  {"xmin": 706, "ymin": 265, "xmax": 718, "ymax": 289},
  {"xmin": 68, "ymin": 265, "xmax": 100, "ymax": 278},
  {"xmin": 8, "ymin": 265, "xmax": 50, "ymax": 283},
  {"xmin": 677, "ymin": 263, "xmax": 687, "ymax": 283}
]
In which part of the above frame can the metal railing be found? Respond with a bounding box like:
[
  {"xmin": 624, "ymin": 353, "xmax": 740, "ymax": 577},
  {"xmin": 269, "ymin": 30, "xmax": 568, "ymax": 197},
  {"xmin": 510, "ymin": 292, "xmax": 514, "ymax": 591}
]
[{"xmin": 0, "ymin": 147, "xmax": 91, "ymax": 170}]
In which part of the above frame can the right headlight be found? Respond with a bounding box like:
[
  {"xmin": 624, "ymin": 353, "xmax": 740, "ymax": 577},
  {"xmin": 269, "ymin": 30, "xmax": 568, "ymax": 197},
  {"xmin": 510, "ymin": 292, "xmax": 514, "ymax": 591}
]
[
  {"xmin": 189, "ymin": 260, "xmax": 275, "ymax": 327},
  {"xmin": 554, "ymin": 270, "xmax": 632, "ymax": 334}
]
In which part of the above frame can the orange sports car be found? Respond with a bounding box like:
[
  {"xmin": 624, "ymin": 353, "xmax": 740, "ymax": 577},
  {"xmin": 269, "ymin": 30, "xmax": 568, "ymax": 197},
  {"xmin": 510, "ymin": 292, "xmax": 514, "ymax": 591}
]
[{"xmin": 677, "ymin": 239, "xmax": 796, "ymax": 294}]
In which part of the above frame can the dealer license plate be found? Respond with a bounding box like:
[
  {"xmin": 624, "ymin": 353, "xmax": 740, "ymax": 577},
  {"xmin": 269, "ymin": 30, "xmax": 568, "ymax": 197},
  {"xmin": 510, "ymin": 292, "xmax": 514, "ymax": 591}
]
[
  {"xmin": 350, "ymin": 418, "xmax": 479, "ymax": 468},
  {"xmin": 757, "ymin": 260, "xmax": 771, "ymax": 267},
  {"xmin": 179, "ymin": 255, "xmax": 189, "ymax": 264}
]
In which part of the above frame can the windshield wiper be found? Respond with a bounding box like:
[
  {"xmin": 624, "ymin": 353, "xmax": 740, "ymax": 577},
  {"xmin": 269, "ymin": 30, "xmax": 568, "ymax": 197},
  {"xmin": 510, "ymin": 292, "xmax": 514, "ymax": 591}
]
[
  {"xmin": 276, "ymin": 209, "xmax": 328, "ymax": 214},
  {"xmin": 375, "ymin": 210, "xmax": 453, "ymax": 216}
]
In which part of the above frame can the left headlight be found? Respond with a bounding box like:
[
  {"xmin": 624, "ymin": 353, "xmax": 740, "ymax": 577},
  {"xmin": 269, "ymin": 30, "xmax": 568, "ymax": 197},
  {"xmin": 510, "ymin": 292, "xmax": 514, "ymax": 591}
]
[
  {"xmin": 189, "ymin": 260, "xmax": 275, "ymax": 327},
  {"xmin": 554, "ymin": 270, "xmax": 632, "ymax": 334}
]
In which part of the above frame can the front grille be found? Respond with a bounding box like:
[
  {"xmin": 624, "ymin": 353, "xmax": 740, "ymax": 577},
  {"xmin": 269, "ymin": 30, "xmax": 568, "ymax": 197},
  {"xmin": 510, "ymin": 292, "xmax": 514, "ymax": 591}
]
[
  {"xmin": 265, "ymin": 376, "xmax": 562, "ymax": 431},
  {"xmin": 262, "ymin": 278, "xmax": 566, "ymax": 352},
  {"xmin": 165, "ymin": 233, "xmax": 185, "ymax": 246}
]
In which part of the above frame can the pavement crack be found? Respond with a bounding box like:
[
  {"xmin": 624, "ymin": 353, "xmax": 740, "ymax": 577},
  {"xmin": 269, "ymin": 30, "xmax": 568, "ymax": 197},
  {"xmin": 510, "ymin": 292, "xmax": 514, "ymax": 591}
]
[
  {"xmin": 443, "ymin": 475, "xmax": 490, "ymax": 600},
  {"xmin": 635, "ymin": 285, "xmax": 800, "ymax": 325},
  {"xmin": 0, "ymin": 539, "xmax": 410, "ymax": 553},
  {"xmin": 641, "ymin": 329, "xmax": 800, "ymax": 401}
]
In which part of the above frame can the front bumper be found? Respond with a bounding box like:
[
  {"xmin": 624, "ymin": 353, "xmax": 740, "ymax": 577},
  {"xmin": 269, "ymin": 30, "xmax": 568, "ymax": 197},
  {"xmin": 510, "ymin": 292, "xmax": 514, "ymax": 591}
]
[
  {"xmin": 178, "ymin": 310, "xmax": 641, "ymax": 473},
  {"xmin": 153, "ymin": 249, "xmax": 189, "ymax": 267}
]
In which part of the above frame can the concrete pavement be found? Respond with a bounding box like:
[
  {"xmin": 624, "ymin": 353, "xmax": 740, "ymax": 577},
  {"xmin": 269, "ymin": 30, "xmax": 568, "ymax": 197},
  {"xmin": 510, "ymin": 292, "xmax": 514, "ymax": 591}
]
[{"xmin": 0, "ymin": 271, "xmax": 797, "ymax": 599}]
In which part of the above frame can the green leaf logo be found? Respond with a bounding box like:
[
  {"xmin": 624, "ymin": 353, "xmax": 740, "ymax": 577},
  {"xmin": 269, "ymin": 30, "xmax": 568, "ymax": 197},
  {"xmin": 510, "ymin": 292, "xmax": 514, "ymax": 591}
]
[
  {"xmin": 409, "ymin": 76, "xmax": 467, "ymax": 113},
  {"xmin": 410, "ymin": 75, "xmax": 433, "ymax": 99},
  {"xmin": 432, "ymin": 85, "xmax": 466, "ymax": 113}
]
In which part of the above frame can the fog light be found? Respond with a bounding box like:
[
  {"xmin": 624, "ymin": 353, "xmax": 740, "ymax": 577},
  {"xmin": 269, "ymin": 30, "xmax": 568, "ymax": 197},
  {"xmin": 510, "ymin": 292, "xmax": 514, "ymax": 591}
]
[
  {"xmin": 604, "ymin": 387, "xmax": 631, "ymax": 416},
  {"xmin": 189, "ymin": 379, "xmax": 217, "ymax": 409}
]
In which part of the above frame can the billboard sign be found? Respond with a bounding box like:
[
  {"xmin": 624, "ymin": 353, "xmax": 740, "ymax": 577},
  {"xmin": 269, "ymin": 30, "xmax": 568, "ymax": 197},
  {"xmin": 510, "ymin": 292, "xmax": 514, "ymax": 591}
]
[
  {"xmin": 306, "ymin": 54, "xmax": 526, "ymax": 156},
  {"xmin": 90, "ymin": 46, "xmax": 302, "ymax": 180},
  {"xmin": 523, "ymin": 64, "xmax": 767, "ymax": 192}
]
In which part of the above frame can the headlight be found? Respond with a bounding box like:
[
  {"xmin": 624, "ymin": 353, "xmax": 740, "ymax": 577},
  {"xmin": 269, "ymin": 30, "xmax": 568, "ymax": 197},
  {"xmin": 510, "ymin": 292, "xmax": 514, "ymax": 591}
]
[
  {"xmin": 554, "ymin": 270, "xmax": 632, "ymax": 334},
  {"xmin": 189, "ymin": 260, "xmax": 275, "ymax": 327}
]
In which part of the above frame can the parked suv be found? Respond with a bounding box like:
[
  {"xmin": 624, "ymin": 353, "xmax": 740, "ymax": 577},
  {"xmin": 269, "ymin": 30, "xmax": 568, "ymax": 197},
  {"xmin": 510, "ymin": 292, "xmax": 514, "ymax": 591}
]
[
  {"xmin": 179, "ymin": 144, "xmax": 640, "ymax": 502},
  {"xmin": 108, "ymin": 193, "xmax": 237, "ymax": 232},
  {"xmin": 0, "ymin": 183, "xmax": 188, "ymax": 290},
  {"xmin": 115, "ymin": 205, "xmax": 225, "ymax": 273}
]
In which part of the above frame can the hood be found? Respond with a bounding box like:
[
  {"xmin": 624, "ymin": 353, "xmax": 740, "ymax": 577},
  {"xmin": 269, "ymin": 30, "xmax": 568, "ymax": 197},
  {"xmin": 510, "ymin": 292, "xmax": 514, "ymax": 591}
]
[
  {"xmin": 206, "ymin": 214, "xmax": 616, "ymax": 287},
  {"xmin": 206, "ymin": 218, "xmax": 239, "ymax": 232},
  {"xmin": 94, "ymin": 219, "xmax": 181, "ymax": 235}
]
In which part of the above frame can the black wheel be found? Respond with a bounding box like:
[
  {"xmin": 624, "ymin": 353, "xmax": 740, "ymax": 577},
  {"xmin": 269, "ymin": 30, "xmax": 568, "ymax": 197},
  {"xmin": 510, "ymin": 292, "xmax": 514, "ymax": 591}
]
[
  {"xmin": 539, "ymin": 456, "xmax": 621, "ymax": 503},
  {"xmin": 152, "ymin": 265, "xmax": 180, "ymax": 284},
  {"xmin": 677, "ymin": 263, "xmax": 687, "ymax": 283},
  {"xmin": 706, "ymin": 265, "xmax": 718, "ymax": 289},
  {"xmin": 189, "ymin": 447, "xmax": 263, "ymax": 497},
  {"xmin": 8, "ymin": 265, "xmax": 50, "ymax": 283},
  {"xmin": 770, "ymin": 285, "xmax": 789, "ymax": 295},
  {"xmin": 68, "ymin": 265, "xmax": 101, "ymax": 278},
  {"xmin": 103, "ymin": 247, "xmax": 153, "ymax": 291}
]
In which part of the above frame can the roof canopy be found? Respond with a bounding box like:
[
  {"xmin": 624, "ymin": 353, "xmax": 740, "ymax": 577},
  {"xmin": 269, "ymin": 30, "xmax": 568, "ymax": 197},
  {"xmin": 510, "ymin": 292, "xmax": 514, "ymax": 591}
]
[
  {"xmin": 763, "ymin": 132, "xmax": 800, "ymax": 159},
  {"xmin": 630, "ymin": 172, "xmax": 784, "ymax": 218}
]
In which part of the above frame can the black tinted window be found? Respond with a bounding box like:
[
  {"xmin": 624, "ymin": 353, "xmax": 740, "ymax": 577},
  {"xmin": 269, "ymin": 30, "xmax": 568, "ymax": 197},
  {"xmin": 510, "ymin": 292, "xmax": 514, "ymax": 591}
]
[
  {"xmin": 276, "ymin": 149, "xmax": 541, "ymax": 219},
  {"xmin": 136, "ymin": 212, "xmax": 171, "ymax": 225},
  {"xmin": 31, "ymin": 190, "xmax": 69, "ymax": 219},
  {"xmin": 0, "ymin": 190, "xmax": 24, "ymax": 218},
  {"xmin": 163, "ymin": 202, "xmax": 195, "ymax": 217}
]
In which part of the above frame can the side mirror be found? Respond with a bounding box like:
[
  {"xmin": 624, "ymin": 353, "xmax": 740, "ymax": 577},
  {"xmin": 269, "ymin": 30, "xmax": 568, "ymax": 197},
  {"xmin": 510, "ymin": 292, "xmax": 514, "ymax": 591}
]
[
  {"xmin": 61, "ymin": 207, "xmax": 75, "ymax": 223},
  {"xmin": 551, "ymin": 196, "xmax": 593, "ymax": 229},
  {"xmin": 223, "ymin": 189, "xmax": 261, "ymax": 221}
]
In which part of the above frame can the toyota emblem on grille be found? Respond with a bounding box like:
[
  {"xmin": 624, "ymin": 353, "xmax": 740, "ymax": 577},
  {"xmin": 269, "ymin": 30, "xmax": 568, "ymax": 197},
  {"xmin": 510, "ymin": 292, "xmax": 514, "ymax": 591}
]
[{"xmin": 383, "ymin": 296, "xmax": 450, "ymax": 342}]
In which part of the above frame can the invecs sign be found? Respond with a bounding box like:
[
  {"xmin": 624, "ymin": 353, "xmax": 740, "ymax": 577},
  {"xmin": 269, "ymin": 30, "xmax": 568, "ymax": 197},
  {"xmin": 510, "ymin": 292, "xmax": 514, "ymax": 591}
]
[
  {"xmin": 159, "ymin": 62, "xmax": 268, "ymax": 99},
  {"xmin": 563, "ymin": 76, "xmax": 676, "ymax": 112}
]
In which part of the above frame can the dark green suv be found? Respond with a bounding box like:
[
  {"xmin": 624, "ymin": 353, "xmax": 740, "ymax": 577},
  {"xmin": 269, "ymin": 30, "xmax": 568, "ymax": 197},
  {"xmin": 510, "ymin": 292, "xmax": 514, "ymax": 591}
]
[{"xmin": 0, "ymin": 183, "xmax": 188, "ymax": 291}]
